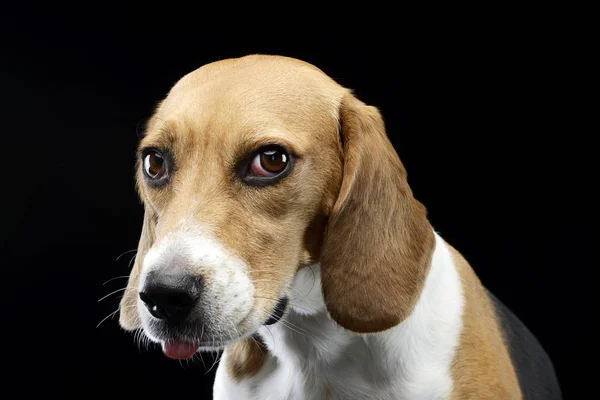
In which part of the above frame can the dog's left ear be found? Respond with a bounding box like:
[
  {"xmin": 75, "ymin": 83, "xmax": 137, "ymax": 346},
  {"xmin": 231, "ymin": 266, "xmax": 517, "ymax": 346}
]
[{"xmin": 320, "ymin": 92, "xmax": 435, "ymax": 333}]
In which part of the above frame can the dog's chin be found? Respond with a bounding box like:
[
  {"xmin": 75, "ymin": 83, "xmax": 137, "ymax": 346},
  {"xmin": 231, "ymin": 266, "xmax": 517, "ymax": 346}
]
[
  {"xmin": 141, "ymin": 321, "xmax": 257, "ymax": 360},
  {"xmin": 161, "ymin": 337, "xmax": 239, "ymax": 359},
  {"xmin": 141, "ymin": 328, "xmax": 252, "ymax": 359}
]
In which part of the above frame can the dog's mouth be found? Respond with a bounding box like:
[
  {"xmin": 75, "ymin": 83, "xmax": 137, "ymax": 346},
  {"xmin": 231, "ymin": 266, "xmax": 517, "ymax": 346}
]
[
  {"xmin": 157, "ymin": 296, "xmax": 289, "ymax": 360},
  {"xmin": 160, "ymin": 337, "xmax": 236, "ymax": 359}
]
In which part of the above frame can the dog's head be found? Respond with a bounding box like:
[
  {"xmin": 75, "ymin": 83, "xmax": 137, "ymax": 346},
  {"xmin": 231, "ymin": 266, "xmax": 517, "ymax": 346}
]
[{"xmin": 119, "ymin": 55, "xmax": 434, "ymax": 358}]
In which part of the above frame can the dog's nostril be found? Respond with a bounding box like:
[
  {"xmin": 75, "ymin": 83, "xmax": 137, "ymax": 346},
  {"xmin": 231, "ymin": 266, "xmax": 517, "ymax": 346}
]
[
  {"xmin": 139, "ymin": 292, "xmax": 156, "ymax": 307},
  {"xmin": 139, "ymin": 272, "xmax": 203, "ymax": 323}
]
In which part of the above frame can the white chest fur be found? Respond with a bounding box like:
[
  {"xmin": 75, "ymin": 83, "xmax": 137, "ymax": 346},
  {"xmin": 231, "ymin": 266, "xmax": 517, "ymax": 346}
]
[{"xmin": 213, "ymin": 233, "xmax": 464, "ymax": 400}]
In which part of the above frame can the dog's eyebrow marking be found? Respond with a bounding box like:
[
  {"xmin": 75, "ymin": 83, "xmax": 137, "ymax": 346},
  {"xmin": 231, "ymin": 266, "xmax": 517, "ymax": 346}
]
[
  {"xmin": 139, "ymin": 126, "xmax": 177, "ymax": 151},
  {"xmin": 237, "ymin": 128, "xmax": 304, "ymax": 155}
]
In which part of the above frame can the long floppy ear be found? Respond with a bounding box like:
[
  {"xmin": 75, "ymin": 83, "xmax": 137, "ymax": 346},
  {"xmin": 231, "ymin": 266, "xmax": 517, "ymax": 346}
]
[
  {"xmin": 320, "ymin": 93, "xmax": 435, "ymax": 333},
  {"xmin": 119, "ymin": 207, "xmax": 156, "ymax": 331}
]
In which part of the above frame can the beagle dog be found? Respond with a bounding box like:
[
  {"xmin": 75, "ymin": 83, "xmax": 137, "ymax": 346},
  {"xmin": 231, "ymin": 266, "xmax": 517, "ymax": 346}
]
[{"xmin": 119, "ymin": 55, "xmax": 561, "ymax": 399}]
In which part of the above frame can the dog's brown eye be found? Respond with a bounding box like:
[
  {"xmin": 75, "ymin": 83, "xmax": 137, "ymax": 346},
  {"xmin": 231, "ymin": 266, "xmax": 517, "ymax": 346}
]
[
  {"xmin": 143, "ymin": 151, "xmax": 166, "ymax": 179},
  {"xmin": 251, "ymin": 149, "xmax": 288, "ymax": 177}
]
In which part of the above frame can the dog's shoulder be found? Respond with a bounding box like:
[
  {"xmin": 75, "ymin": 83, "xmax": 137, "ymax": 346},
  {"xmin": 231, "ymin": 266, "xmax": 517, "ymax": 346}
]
[
  {"xmin": 446, "ymin": 241, "xmax": 561, "ymax": 399},
  {"xmin": 446, "ymin": 243, "xmax": 523, "ymax": 399},
  {"xmin": 486, "ymin": 289, "xmax": 562, "ymax": 399}
]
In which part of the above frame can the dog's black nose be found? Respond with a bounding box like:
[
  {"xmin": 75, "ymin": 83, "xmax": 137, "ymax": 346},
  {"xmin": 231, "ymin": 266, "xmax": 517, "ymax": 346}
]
[{"xmin": 139, "ymin": 272, "xmax": 203, "ymax": 323}]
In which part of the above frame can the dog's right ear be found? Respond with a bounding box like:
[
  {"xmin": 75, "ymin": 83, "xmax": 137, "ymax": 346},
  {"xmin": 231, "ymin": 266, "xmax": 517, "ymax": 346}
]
[{"xmin": 118, "ymin": 207, "xmax": 156, "ymax": 331}]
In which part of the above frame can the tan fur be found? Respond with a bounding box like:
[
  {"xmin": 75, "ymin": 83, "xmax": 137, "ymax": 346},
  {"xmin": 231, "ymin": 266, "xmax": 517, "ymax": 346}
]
[
  {"xmin": 225, "ymin": 335, "xmax": 269, "ymax": 381},
  {"xmin": 320, "ymin": 94, "xmax": 435, "ymax": 333},
  {"xmin": 448, "ymin": 243, "xmax": 522, "ymax": 399}
]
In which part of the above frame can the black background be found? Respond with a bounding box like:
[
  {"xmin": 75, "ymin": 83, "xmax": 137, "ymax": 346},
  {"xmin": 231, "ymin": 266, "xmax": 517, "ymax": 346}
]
[{"xmin": 3, "ymin": 4, "xmax": 591, "ymax": 398}]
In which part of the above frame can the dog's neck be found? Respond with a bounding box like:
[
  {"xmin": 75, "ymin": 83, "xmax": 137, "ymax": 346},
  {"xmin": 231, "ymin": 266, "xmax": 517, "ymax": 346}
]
[{"xmin": 255, "ymin": 232, "xmax": 465, "ymax": 399}]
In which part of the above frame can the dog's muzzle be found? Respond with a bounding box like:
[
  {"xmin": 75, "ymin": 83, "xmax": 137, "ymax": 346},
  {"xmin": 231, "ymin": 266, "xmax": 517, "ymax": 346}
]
[{"xmin": 138, "ymin": 270, "xmax": 289, "ymax": 359}]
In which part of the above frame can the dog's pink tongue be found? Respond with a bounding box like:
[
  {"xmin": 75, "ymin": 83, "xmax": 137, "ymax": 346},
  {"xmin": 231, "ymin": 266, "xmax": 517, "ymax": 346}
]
[{"xmin": 162, "ymin": 341, "xmax": 199, "ymax": 359}]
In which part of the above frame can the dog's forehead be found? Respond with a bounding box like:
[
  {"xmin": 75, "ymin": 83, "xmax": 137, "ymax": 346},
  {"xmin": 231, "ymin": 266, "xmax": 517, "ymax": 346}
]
[
  {"xmin": 170, "ymin": 55, "xmax": 339, "ymax": 96},
  {"xmin": 154, "ymin": 56, "xmax": 345, "ymax": 130}
]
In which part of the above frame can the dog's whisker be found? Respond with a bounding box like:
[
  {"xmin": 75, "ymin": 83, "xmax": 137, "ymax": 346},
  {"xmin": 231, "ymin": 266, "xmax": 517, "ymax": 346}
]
[
  {"xmin": 196, "ymin": 349, "xmax": 208, "ymax": 370},
  {"xmin": 116, "ymin": 249, "xmax": 137, "ymax": 262},
  {"xmin": 97, "ymin": 303, "xmax": 137, "ymax": 331},
  {"xmin": 135, "ymin": 118, "xmax": 148, "ymax": 139},
  {"xmin": 251, "ymin": 278, "xmax": 317, "ymax": 300},
  {"xmin": 254, "ymin": 295, "xmax": 313, "ymax": 314},
  {"xmin": 252, "ymin": 278, "xmax": 309, "ymax": 288},
  {"xmin": 252, "ymin": 295, "xmax": 310, "ymax": 336},
  {"xmin": 276, "ymin": 315, "xmax": 307, "ymax": 331},
  {"xmin": 198, "ymin": 352, "xmax": 206, "ymax": 371},
  {"xmin": 133, "ymin": 329, "xmax": 140, "ymax": 350},
  {"xmin": 206, "ymin": 349, "xmax": 222, "ymax": 374},
  {"xmin": 96, "ymin": 309, "xmax": 119, "ymax": 328},
  {"xmin": 280, "ymin": 320, "xmax": 308, "ymax": 336},
  {"xmin": 101, "ymin": 275, "xmax": 130, "ymax": 286},
  {"xmin": 251, "ymin": 284, "xmax": 313, "ymax": 302},
  {"xmin": 306, "ymin": 264, "xmax": 318, "ymax": 301},
  {"xmin": 263, "ymin": 325, "xmax": 276, "ymax": 352},
  {"xmin": 268, "ymin": 313, "xmax": 308, "ymax": 335},
  {"xmin": 140, "ymin": 328, "xmax": 152, "ymax": 351},
  {"xmin": 250, "ymin": 335, "xmax": 266, "ymax": 355},
  {"xmin": 201, "ymin": 322, "xmax": 205, "ymax": 345},
  {"xmin": 127, "ymin": 253, "xmax": 137, "ymax": 270},
  {"xmin": 201, "ymin": 316, "xmax": 236, "ymax": 374},
  {"xmin": 249, "ymin": 266, "xmax": 316, "ymax": 274},
  {"xmin": 134, "ymin": 328, "xmax": 149, "ymax": 352},
  {"xmin": 97, "ymin": 287, "xmax": 126, "ymax": 302}
]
